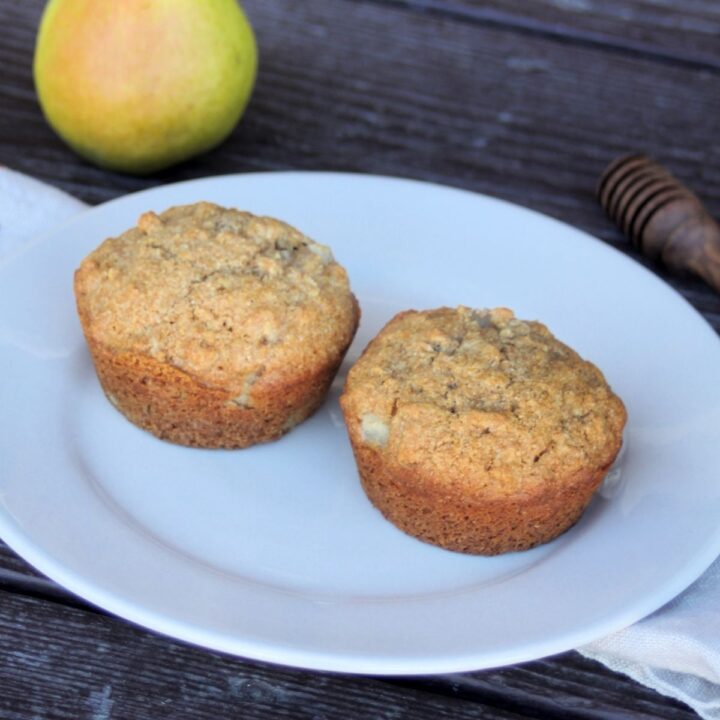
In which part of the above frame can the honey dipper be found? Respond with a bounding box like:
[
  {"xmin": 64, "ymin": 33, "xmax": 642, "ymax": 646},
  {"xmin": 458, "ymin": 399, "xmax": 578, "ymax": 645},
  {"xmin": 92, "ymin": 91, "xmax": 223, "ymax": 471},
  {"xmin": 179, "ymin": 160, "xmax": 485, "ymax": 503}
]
[{"xmin": 597, "ymin": 155, "xmax": 720, "ymax": 294}]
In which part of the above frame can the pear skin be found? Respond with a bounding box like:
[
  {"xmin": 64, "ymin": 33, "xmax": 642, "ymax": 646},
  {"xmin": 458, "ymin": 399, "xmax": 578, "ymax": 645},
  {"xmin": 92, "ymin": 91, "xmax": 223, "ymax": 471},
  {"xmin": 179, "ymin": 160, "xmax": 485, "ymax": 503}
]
[{"xmin": 34, "ymin": 0, "xmax": 257, "ymax": 174}]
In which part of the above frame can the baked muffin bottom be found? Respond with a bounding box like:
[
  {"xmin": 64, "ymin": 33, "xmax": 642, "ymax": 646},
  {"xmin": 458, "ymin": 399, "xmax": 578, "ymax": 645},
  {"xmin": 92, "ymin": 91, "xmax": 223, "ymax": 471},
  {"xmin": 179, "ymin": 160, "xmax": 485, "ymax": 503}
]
[
  {"xmin": 349, "ymin": 440, "xmax": 616, "ymax": 555},
  {"xmin": 85, "ymin": 319, "xmax": 356, "ymax": 450}
]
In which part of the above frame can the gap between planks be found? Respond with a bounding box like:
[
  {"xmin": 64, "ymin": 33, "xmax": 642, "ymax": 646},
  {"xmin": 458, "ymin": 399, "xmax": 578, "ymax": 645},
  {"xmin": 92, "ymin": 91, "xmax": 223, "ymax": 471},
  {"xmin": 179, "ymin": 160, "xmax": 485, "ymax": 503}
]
[{"xmin": 344, "ymin": 0, "xmax": 720, "ymax": 73}]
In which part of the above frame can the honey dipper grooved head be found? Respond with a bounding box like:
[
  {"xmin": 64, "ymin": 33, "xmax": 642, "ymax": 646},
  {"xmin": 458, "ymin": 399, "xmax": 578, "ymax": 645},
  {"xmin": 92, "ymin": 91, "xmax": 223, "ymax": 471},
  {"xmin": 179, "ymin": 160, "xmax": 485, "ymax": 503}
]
[{"xmin": 598, "ymin": 155, "xmax": 720, "ymax": 295}]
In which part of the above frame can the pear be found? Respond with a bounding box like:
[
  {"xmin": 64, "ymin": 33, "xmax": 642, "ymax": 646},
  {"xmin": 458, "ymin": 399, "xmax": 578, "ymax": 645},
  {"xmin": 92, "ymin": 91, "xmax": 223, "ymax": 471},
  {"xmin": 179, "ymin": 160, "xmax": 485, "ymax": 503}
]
[{"xmin": 33, "ymin": 0, "xmax": 257, "ymax": 174}]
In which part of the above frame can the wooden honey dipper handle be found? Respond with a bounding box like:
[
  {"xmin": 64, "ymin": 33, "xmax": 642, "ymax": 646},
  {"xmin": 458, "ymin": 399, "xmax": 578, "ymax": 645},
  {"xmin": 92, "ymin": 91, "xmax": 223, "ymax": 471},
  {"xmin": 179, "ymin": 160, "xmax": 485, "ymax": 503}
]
[{"xmin": 598, "ymin": 155, "xmax": 720, "ymax": 294}]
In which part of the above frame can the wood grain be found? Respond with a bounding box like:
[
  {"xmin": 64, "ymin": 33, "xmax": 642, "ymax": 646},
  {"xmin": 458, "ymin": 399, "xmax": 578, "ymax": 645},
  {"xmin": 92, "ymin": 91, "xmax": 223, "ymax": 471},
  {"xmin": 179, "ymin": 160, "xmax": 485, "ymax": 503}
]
[
  {"xmin": 0, "ymin": 589, "xmax": 525, "ymax": 720},
  {"xmin": 0, "ymin": 589, "xmax": 696, "ymax": 719},
  {"xmin": 0, "ymin": 548, "xmax": 45, "ymax": 584},
  {"xmin": 387, "ymin": 0, "xmax": 720, "ymax": 67},
  {"xmin": 417, "ymin": 660, "xmax": 700, "ymax": 719},
  {"xmin": 2, "ymin": 1, "xmax": 719, "ymax": 221},
  {"xmin": 0, "ymin": 1, "xmax": 715, "ymax": 717}
]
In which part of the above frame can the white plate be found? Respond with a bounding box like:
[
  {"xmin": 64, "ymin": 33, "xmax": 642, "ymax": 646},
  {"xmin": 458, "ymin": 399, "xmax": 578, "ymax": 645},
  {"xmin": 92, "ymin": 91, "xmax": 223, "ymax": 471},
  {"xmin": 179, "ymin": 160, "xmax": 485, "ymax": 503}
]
[{"xmin": 1, "ymin": 172, "xmax": 720, "ymax": 675}]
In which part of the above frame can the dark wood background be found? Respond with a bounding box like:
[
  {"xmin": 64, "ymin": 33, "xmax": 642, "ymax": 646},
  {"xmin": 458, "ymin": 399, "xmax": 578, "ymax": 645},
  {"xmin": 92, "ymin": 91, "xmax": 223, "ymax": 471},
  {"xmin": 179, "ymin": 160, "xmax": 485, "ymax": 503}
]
[{"xmin": 1, "ymin": 1, "xmax": 718, "ymax": 717}]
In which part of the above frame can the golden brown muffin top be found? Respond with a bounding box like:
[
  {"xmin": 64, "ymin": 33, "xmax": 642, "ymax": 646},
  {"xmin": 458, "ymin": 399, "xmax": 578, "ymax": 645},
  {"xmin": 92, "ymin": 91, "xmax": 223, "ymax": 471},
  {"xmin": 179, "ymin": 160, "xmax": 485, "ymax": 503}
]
[
  {"xmin": 341, "ymin": 307, "xmax": 626, "ymax": 497},
  {"xmin": 75, "ymin": 202, "xmax": 357, "ymax": 395}
]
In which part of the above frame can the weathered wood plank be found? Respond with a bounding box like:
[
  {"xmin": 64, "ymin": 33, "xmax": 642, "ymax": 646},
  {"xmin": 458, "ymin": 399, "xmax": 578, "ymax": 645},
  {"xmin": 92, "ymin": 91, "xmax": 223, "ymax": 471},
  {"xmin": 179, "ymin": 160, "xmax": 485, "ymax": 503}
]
[
  {"xmin": 429, "ymin": 656, "xmax": 699, "ymax": 719},
  {"xmin": 0, "ymin": 588, "xmax": 538, "ymax": 720},
  {"xmin": 12, "ymin": 0, "xmax": 719, "ymax": 73},
  {"xmin": 0, "ymin": 546, "xmax": 704, "ymax": 718},
  {"xmin": 377, "ymin": 0, "xmax": 720, "ymax": 68},
  {"xmin": 0, "ymin": 532, "xmax": 701, "ymax": 718},
  {"xmin": 0, "ymin": 1, "xmax": 714, "ymax": 717},
  {"xmin": 2, "ymin": 0, "xmax": 719, "ymax": 222},
  {"xmin": 0, "ymin": 526, "xmax": 705, "ymax": 717},
  {"xmin": 0, "ymin": 587, "xmax": 697, "ymax": 719},
  {"xmin": 0, "ymin": 543, "xmax": 39, "ymax": 577}
]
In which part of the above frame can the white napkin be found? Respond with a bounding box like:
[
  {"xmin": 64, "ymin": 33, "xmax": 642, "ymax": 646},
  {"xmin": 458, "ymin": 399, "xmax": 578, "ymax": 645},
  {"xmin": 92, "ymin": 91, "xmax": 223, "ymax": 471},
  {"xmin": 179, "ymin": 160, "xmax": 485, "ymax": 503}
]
[
  {"xmin": 1, "ymin": 166, "xmax": 718, "ymax": 718},
  {"xmin": 580, "ymin": 560, "xmax": 720, "ymax": 718}
]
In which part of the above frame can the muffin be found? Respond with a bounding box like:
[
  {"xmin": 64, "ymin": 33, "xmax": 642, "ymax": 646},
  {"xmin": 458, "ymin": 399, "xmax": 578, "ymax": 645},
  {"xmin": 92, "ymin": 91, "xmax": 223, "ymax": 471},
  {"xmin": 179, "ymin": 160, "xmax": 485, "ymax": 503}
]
[
  {"xmin": 340, "ymin": 307, "xmax": 626, "ymax": 555},
  {"xmin": 74, "ymin": 202, "xmax": 359, "ymax": 448}
]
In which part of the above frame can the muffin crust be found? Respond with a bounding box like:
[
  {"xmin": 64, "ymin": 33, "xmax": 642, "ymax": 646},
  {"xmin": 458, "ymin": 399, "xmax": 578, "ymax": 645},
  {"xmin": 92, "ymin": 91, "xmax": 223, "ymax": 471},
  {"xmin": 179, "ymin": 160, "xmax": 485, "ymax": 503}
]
[
  {"xmin": 340, "ymin": 307, "xmax": 626, "ymax": 554},
  {"xmin": 75, "ymin": 202, "xmax": 359, "ymax": 447}
]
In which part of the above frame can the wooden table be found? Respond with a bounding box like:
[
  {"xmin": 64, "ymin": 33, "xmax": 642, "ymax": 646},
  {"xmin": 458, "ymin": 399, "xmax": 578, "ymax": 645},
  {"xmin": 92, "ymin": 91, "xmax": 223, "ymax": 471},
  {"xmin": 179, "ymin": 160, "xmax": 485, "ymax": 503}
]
[{"xmin": 1, "ymin": 1, "xmax": 718, "ymax": 717}]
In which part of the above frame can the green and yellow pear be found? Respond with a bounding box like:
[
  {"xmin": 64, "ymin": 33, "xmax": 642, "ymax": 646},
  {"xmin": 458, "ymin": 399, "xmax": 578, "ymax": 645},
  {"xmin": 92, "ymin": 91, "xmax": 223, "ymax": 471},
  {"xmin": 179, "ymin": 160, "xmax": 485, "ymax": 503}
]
[{"xmin": 33, "ymin": 0, "xmax": 257, "ymax": 174}]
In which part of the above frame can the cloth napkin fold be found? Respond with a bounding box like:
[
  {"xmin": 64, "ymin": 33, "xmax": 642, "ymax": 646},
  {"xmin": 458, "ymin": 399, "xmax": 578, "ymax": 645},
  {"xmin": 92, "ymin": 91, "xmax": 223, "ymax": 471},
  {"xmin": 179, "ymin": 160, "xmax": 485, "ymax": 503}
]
[
  {"xmin": 582, "ymin": 561, "xmax": 720, "ymax": 718},
  {"xmin": 1, "ymin": 166, "xmax": 718, "ymax": 719}
]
